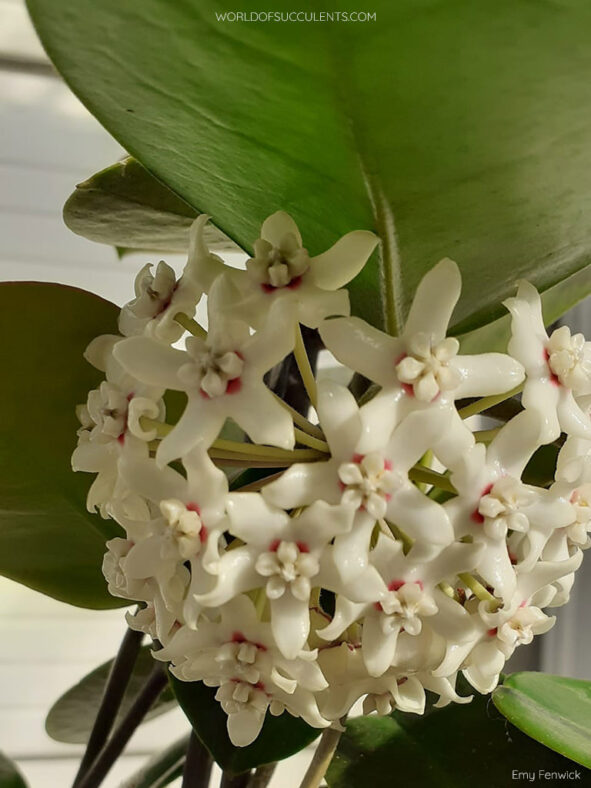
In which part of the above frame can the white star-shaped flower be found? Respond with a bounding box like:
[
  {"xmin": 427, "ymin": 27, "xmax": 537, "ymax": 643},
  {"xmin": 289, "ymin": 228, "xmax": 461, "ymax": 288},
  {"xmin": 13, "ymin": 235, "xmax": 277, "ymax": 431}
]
[
  {"xmin": 190, "ymin": 495, "xmax": 384, "ymax": 659},
  {"xmin": 264, "ymin": 380, "xmax": 455, "ymax": 568},
  {"xmin": 317, "ymin": 534, "xmax": 483, "ymax": 677},
  {"xmin": 191, "ymin": 211, "xmax": 378, "ymax": 329},
  {"xmin": 153, "ymin": 595, "xmax": 329, "ymax": 746},
  {"xmin": 320, "ymin": 258, "xmax": 524, "ymax": 469},
  {"xmin": 113, "ymin": 275, "xmax": 296, "ymax": 463},
  {"xmin": 505, "ymin": 280, "xmax": 591, "ymax": 442},
  {"xmin": 445, "ymin": 410, "xmax": 554, "ymax": 601},
  {"xmin": 118, "ymin": 216, "xmax": 220, "ymax": 343}
]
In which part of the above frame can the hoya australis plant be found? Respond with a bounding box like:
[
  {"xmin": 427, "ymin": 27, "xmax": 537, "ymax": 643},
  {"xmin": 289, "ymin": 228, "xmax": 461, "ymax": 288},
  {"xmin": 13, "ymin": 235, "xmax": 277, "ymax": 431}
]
[{"xmin": 2, "ymin": 1, "xmax": 591, "ymax": 786}]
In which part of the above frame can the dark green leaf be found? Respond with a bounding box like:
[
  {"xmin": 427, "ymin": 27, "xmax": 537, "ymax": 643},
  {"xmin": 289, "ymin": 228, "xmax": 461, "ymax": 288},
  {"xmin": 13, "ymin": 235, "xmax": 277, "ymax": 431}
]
[
  {"xmin": 493, "ymin": 672, "xmax": 591, "ymax": 769},
  {"xmin": 522, "ymin": 444, "xmax": 560, "ymax": 488},
  {"xmin": 64, "ymin": 158, "xmax": 238, "ymax": 254},
  {"xmin": 327, "ymin": 685, "xmax": 584, "ymax": 787},
  {"xmin": 171, "ymin": 677, "xmax": 319, "ymax": 774},
  {"xmin": 460, "ymin": 264, "xmax": 591, "ymax": 353},
  {"xmin": 0, "ymin": 283, "xmax": 125, "ymax": 608},
  {"xmin": 0, "ymin": 752, "xmax": 27, "ymax": 788},
  {"xmin": 27, "ymin": 0, "xmax": 591, "ymax": 332},
  {"xmin": 46, "ymin": 646, "xmax": 176, "ymax": 744}
]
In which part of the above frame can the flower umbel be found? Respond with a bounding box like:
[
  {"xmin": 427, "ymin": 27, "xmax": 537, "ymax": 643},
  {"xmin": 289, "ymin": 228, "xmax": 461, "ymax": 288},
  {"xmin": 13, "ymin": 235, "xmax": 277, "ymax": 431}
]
[{"xmin": 73, "ymin": 212, "xmax": 589, "ymax": 747}]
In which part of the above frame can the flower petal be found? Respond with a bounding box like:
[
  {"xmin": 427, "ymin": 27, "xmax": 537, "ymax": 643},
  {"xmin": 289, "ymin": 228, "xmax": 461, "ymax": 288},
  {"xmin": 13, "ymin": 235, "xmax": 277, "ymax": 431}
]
[
  {"xmin": 317, "ymin": 380, "xmax": 362, "ymax": 460},
  {"xmin": 297, "ymin": 286, "xmax": 350, "ymax": 328},
  {"xmin": 452, "ymin": 353, "xmax": 525, "ymax": 399},
  {"xmin": 310, "ymin": 230, "xmax": 378, "ymax": 290},
  {"xmin": 320, "ymin": 317, "xmax": 402, "ymax": 390},
  {"xmin": 263, "ymin": 460, "xmax": 340, "ymax": 509},
  {"xmin": 403, "ymin": 258, "xmax": 461, "ymax": 343},
  {"xmin": 230, "ymin": 385, "xmax": 295, "ymax": 450},
  {"xmin": 487, "ymin": 409, "xmax": 543, "ymax": 477},
  {"xmin": 271, "ymin": 592, "xmax": 311, "ymax": 659},
  {"xmin": 260, "ymin": 211, "xmax": 302, "ymax": 248},
  {"xmin": 193, "ymin": 547, "xmax": 260, "ymax": 607},
  {"xmin": 227, "ymin": 493, "xmax": 289, "ymax": 544},
  {"xmin": 156, "ymin": 397, "xmax": 224, "ymax": 466},
  {"xmin": 113, "ymin": 337, "xmax": 186, "ymax": 389},
  {"xmin": 362, "ymin": 614, "xmax": 401, "ymax": 677}
]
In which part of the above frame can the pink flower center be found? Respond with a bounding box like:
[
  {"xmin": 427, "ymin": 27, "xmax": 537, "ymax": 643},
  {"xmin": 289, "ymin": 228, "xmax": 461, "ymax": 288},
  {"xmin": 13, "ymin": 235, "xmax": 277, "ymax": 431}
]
[
  {"xmin": 471, "ymin": 483, "xmax": 494, "ymax": 523},
  {"xmin": 543, "ymin": 349, "xmax": 561, "ymax": 387},
  {"xmin": 261, "ymin": 275, "xmax": 303, "ymax": 293}
]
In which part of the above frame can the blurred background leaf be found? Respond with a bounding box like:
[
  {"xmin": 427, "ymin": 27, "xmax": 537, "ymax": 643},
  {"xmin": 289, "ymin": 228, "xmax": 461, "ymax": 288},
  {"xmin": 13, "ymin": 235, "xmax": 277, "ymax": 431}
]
[
  {"xmin": 0, "ymin": 753, "xmax": 28, "ymax": 788},
  {"xmin": 46, "ymin": 646, "xmax": 175, "ymax": 744}
]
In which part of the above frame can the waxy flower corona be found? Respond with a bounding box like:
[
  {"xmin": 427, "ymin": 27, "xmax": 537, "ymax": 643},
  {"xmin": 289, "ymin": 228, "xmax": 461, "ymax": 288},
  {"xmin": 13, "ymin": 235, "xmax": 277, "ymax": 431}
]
[{"xmin": 73, "ymin": 211, "xmax": 591, "ymax": 747}]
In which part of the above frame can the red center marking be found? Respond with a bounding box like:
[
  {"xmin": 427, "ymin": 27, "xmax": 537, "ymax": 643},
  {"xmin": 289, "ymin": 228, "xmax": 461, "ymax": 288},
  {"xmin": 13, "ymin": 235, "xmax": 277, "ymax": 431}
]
[
  {"xmin": 116, "ymin": 393, "xmax": 134, "ymax": 444},
  {"xmin": 226, "ymin": 377, "xmax": 242, "ymax": 394},
  {"xmin": 471, "ymin": 482, "xmax": 494, "ymax": 524},
  {"xmin": 230, "ymin": 633, "xmax": 267, "ymax": 652},
  {"xmin": 487, "ymin": 627, "xmax": 498, "ymax": 637},
  {"xmin": 269, "ymin": 538, "xmax": 309, "ymax": 553},
  {"xmin": 200, "ymin": 377, "xmax": 242, "ymax": 399},
  {"xmin": 543, "ymin": 349, "xmax": 561, "ymax": 387},
  {"xmin": 376, "ymin": 579, "xmax": 423, "ymax": 610},
  {"xmin": 185, "ymin": 502, "xmax": 207, "ymax": 542},
  {"xmin": 156, "ymin": 282, "xmax": 178, "ymax": 316},
  {"xmin": 394, "ymin": 353, "xmax": 416, "ymax": 397},
  {"xmin": 261, "ymin": 275, "xmax": 303, "ymax": 293}
]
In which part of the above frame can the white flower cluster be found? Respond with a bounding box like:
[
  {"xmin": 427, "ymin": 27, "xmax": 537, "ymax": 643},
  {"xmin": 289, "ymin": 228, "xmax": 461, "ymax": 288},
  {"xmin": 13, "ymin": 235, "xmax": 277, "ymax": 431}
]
[{"xmin": 73, "ymin": 211, "xmax": 591, "ymax": 747}]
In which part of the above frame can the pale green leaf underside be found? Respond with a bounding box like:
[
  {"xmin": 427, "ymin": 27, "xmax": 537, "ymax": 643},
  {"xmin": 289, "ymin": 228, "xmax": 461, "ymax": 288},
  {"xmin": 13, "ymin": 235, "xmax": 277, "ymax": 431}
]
[
  {"xmin": 64, "ymin": 157, "xmax": 240, "ymax": 254},
  {"xmin": 493, "ymin": 672, "xmax": 591, "ymax": 769}
]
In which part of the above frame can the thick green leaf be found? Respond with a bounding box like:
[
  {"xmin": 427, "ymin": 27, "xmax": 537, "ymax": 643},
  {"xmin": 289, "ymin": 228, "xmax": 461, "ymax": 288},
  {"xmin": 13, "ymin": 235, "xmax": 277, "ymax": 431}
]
[
  {"xmin": 327, "ymin": 684, "xmax": 584, "ymax": 787},
  {"xmin": 493, "ymin": 672, "xmax": 591, "ymax": 769},
  {"xmin": 27, "ymin": 0, "xmax": 591, "ymax": 332},
  {"xmin": 522, "ymin": 443, "xmax": 560, "ymax": 489},
  {"xmin": 0, "ymin": 753, "xmax": 27, "ymax": 788},
  {"xmin": 171, "ymin": 677, "xmax": 319, "ymax": 774},
  {"xmin": 64, "ymin": 158, "xmax": 238, "ymax": 254},
  {"xmin": 460, "ymin": 264, "xmax": 591, "ymax": 353},
  {"xmin": 0, "ymin": 283, "xmax": 124, "ymax": 608},
  {"xmin": 46, "ymin": 646, "xmax": 175, "ymax": 744}
]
